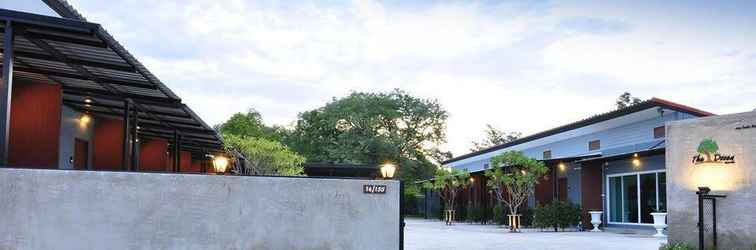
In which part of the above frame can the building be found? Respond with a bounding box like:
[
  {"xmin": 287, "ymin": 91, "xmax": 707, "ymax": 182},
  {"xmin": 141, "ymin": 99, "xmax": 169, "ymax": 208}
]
[
  {"xmin": 0, "ymin": 1, "xmax": 234, "ymax": 173},
  {"xmin": 435, "ymin": 98, "xmax": 713, "ymax": 228}
]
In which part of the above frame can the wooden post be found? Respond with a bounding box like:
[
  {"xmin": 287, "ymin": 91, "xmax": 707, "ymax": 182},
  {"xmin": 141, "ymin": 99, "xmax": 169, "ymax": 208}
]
[{"xmin": 0, "ymin": 20, "xmax": 14, "ymax": 166}]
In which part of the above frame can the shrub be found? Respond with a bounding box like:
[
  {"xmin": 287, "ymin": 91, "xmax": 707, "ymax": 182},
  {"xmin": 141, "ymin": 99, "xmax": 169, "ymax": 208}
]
[
  {"xmin": 658, "ymin": 242, "xmax": 694, "ymax": 250},
  {"xmin": 532, "ymin": 201, "xmax": 581, "ymax": 231}
]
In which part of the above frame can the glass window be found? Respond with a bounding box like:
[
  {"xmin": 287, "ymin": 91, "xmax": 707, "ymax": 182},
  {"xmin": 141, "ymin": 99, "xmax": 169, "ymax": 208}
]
[
  {"xmin": 609, "ymin": 177, "xmax": 622, "ymax": 222},
  {"xmin": 622, "ymin": 175, "xmax": 639, "ymax": 223},
  {"xmin": 608, "ymin": 171, "xmax": 667, "ymax": 224},
  {"xmin": 589, "ymin": 140, "xmax": 601, "ymax": 151},
  {"xmin": 640, "ymin": 173, "xmax": 657, "ymax": 223},
  {"xmin": 658, "ymin": 173, "xmax": 667, "ymax": 212}
]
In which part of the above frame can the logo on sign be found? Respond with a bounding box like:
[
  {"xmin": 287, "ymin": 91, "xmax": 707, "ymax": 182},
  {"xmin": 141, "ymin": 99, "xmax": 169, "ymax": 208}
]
[
  {"xmin": 692, "ymin": 138, "xmax": 735, "ymax": 165},
  {"xmin": 363, "ymin": 184, "xmax": 387, "ymax": 194}
]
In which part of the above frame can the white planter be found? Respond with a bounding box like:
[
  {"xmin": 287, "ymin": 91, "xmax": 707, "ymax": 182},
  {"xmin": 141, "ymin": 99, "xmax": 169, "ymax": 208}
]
[
  {"xmin": 588, "ymin": 211, "xmax": 603, "ymax": 232},
  {"xmin": 651, "ymin": 212, "xmax": 667, "ymax": 237}
]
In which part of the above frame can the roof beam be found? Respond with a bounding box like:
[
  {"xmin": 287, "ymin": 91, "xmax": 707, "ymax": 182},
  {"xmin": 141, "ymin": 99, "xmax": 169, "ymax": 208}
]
[
  {"xmin": 6, "ymin": 48, "xmax": 134, "ymax": 72},
  {"xmin": 61, "ymin": 86, "xmax": 178, "ymax": 104},
  {"xmin": 63, "ymin": 99, "xmax": 191, "ymax": 118},
  {"xmin": 3, "ymin": 64, "xmax": 156, "ymax": 89}
]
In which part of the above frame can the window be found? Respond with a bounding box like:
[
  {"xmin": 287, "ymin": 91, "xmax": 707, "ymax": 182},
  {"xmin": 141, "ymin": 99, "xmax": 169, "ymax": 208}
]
[
  {"xmin": 483, "ymin": 163, "xmax": 490, "ymax": 169},
  {"xmin": 653, "ymin": 126, "xmax": 665, "ymax": 139},
  {"xmin": 543, "ymin": 150, "xmax": 552, "ymax": 160},
  {"xmin": 589, "ymin": 140, "xmax": 601, "ymax": 151},
  {"xmin": 608, "ymin": 171, "xmax": 667, "ymax": 224}
]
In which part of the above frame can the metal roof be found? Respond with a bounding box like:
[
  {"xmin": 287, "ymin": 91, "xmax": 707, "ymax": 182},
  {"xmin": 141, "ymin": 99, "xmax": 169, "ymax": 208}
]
[
  {"xmin": 442, "ymin": 97, "xmax": 713, "ymax": 165},
  {"xmin": 0, "ymin": 8, "xmax": 224, "ymax": 154}
]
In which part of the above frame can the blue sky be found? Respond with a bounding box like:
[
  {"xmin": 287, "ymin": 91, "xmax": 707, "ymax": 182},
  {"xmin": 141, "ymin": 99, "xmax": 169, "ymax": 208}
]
[{"xmin": 3, "ymin": 0, "xmax": 756, "ymax": 156}]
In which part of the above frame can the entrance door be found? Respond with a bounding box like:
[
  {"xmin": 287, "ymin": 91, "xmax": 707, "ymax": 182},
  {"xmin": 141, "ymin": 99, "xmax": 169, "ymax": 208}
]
[{"xmin": 74, "ymin": 138, "xmax": 89, "ymax": 170}]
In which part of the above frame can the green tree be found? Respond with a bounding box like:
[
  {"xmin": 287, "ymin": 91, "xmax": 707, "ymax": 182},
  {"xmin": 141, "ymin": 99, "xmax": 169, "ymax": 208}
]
[
  {"xmin": 284, "ymin": 89, "xmax": 449, "ymax": 182},
  {"xmin": 224, "ymin": 134, "xmax": 305, "ymax": 176},
  {"xmin": 485, "ymin": 151, "xmax": 548, "ymax": 230},
  {"xmin": 423, "ymin": 167, "xmax": 471, "ymax": 223},
  {"xmin": 615, "ymin": 92, "xmax": 643, "ymax": 109},
  {"xmin": 215, "ymin": 108, "xmax": 284, "ymax": 141},
  {"xmin": 470, "ymin": 124, "xmax": 521, "ymax": 152}
]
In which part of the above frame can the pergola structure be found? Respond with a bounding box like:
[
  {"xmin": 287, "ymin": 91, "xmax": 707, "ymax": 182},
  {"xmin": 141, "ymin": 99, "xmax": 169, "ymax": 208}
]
[{"xmin": 0, "ymin": 8, "xmax": 232, "ymax": 172}]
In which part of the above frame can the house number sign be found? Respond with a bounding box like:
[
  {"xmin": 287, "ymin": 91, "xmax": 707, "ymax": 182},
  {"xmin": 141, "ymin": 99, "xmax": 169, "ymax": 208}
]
[{"xmin": 363, "ymin": 185, "xmax": 387, "ymax": 194}]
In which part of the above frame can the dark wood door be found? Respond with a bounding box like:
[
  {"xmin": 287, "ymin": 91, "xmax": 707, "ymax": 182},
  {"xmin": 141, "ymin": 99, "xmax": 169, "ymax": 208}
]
[
  {"xmin": 74, "ymin": 138, "xmax": 89, "ymax": 170},
  {"xmin": 558, "ymin": 178, "xmax": 568, "ymax": 202}
]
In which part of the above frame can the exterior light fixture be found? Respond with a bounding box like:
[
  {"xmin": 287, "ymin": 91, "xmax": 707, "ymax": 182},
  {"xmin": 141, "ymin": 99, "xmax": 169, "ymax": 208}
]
[
  {"xmin": 79, "ymin": 114, "xmax": 91, "ymax": 127},
  {"xmin": 84, "ymin": 97, "xmax": 93, "ymax": 103},
  {"xmin": 469, "ymin": 177, "xmax": 474, "ymax": 183},
  {"xmin": 632, "ymin": 153, "xmax": 641, "ymax": 167},
  {"xmin": 380, "ymin": 163, "xmax": 397, "ymax": 179},
  {"xmin": 212, "ymin": 155, "xmax": 229, "ymax": 174},
  {"xmin": 558, "ymin": 162, "xmax": 566, "ymax": 172}
]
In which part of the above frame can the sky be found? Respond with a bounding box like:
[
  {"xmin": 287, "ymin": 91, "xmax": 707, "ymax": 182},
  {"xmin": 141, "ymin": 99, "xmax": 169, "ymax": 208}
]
[{"xmin": 4, "ymin": 0, "xmax": 756, "ymax": 156}]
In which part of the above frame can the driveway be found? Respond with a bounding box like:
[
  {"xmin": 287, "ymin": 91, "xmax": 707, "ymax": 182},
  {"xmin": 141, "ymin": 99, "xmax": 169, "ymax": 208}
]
[{"xmin": 405, "ymin": 218, "xmax": 666, "ymax": 250}]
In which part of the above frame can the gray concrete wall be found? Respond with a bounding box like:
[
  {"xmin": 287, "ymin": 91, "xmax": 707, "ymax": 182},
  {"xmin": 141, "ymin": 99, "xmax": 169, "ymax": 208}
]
[
  {"xmin": 666, "ymin": 111, "xmax": 756, "ymax": 249},
  {"xmin": 0, "ymin": 168, "xmax": 400, "ymax": 250}
]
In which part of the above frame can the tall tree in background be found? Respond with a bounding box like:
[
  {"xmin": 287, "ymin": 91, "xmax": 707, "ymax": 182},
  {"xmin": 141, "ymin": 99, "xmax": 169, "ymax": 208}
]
[
  {"xmin": 615, "ymin": 92, "xmax": 643, "ymax": 109},
  {"xmin": 216, "ymin": 109, "xmax": 304, "ymax": 176},
  {"xmin": 470, "ymin": 124, "xmax": 521, "ymax": 152},
  {"xmin": 284, "ymin": 89, "xmax": 449, "ymax": 181}
]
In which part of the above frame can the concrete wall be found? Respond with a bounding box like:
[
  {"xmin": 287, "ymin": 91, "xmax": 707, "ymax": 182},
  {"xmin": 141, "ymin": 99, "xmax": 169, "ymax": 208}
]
[
  {"xmin": 666, "ymin": 111, "xmax": 756, "ymax": 249},
  {"xmin": 0, "ymin": 168, "xmax": 401, "ymax": 250}
]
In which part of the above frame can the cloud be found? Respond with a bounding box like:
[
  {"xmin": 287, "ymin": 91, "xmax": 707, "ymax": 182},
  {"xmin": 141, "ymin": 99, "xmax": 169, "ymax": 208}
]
[{"xmin": 53, "ymin": 0, "xmax": 756, "ymax": 156}]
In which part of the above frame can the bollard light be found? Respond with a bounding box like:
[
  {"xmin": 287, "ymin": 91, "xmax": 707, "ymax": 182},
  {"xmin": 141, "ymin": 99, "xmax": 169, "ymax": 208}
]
[
  {"xmin": 380, "ymin": 163, "xmax": 396, "ymax": 179},
  {"xmin": 212, "ymin": 155, "xmax": 229, "ymax": 174}
]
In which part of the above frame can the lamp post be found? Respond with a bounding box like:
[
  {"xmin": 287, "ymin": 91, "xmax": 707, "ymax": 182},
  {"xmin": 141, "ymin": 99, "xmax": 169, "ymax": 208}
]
[
  {"xmin": 212, "ymin": 155, "xmax": 229, "ymax": 175},
  {"xmin": 380, "ymin": 162, "xmax": 403, "ymax": 250}
]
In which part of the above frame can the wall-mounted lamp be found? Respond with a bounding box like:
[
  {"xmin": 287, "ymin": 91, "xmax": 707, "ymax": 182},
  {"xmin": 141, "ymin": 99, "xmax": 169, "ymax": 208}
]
[
  {"xmin": 84, "ymin": 97, "xmax": 93, "ymax": 103},
  {"xmin": 79, "ymin": 114, "xmax": 91, "ymax": 128},
  {"xmin": 380, "ymin": 163, "xmax": 397, "ymax": 179},
  {"xmin": 558, "ymin": 162, "xmax": 566, "ymax": 172},
  {"xmin": 632, "ymin": 153, "xmax": 641, "ymax": 167},
  {"xmin": 212, "ymin": 155, "xmax": 229, "ymax": 174}
]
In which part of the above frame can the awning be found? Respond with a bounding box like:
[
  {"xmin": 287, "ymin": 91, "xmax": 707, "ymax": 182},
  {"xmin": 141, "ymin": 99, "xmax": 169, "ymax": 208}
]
[{"xmin": 0, "ymin": 8, "xmax": 224, "ymax": 154}]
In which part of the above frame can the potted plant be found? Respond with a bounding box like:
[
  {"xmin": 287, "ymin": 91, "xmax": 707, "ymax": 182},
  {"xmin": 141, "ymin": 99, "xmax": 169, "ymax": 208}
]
[{"xmin": 650, "ymin": 209, "xmax": 668, "ymax": 237}]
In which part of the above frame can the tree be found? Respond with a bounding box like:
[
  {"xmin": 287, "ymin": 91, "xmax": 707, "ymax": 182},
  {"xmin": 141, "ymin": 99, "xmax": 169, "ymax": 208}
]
[
  {"xmin": 423, "ymin": 167, "xmax": 471, "ymax": 224},
  {"xmin": 224, "ymin": 134, "xmax": 305, "ymax": 176},
  {"xmin": 615, "ymin": 92, "xmax": 643, "ymax": 109},
  {"xmin": 215, "ymin": 108, "xmax": 284, "ymax": 141},
  {"xmin": 470, "ymin": 124, "xmax": 521, "ymax": 152},
  {"xmin": 284, "ymin": 89, "xmax": 449, "ymax": 182},
  {"xmin": 485, "ymin": 151, "xmax": 548, "ymax": 231}
]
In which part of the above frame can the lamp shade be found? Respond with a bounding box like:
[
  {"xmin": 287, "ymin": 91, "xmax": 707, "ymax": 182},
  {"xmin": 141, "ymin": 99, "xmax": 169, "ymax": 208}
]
[
  {"xmin": 212, "ymin": 156, "xmax": 229, "ymax": 173},
  {"xmin": 380, "ymin": 163, "xmax": 396, "ymax": 179}
]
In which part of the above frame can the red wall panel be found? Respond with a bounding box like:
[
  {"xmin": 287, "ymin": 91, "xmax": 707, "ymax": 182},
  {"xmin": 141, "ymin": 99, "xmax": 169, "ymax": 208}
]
[
  {"xmin": 179, "ymin": 151, "xmax": 192, "ymax": 172},
  {"xmin": 534, "ymin": 165, "xmax": 555, "ymax": 205},
  {"xmin": 139, "ymin": 138, "xmax": 168, "ymax": 172},
  {"xmin": 8, "ymin": 80, "xmax": 61, "ymax": 168},
  {"xmin": 581, "ymin": 162, "xmax": 604, "ymax": 228},
  {"xmin": 92, "ymin": 117, "xmax": 124, "ymax": 171}
]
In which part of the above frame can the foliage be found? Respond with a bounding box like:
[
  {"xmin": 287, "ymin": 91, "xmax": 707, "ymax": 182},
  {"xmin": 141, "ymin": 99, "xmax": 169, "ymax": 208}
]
[
  {"xmin": 485, "ymin": 151, "xmax": 548, "ymax": 219},
  {"xmin": 423, "ymin": 168, "xmax": 471, "ymax": 215},
  {"xmin": 224, "ymin": 134, "xmax": 305, "ymax": 176},
  {"xmin": 470, "ymin": 124, "xmax": 522, "ymax": 152},
  {"xmin": 285, "ymin": 89, "xmax": 449, "ymax": 182},
  {"xmin": 215, "ymin": 109, "xmax": 283, "ymax": 141},
  {"xmin": 615, "ymin": 92, "xmax": 643, "ymax": 109},
  {"xmin": 658, "ymin": 242, "xmax": 695, "ymax": 250},
  {"xmin": 532, "ymin": 201, "xmax": 582, "ymax": 231},
  {"xmin": 697, "ymin": 138, "xmax": 719, "ymax": 160}
]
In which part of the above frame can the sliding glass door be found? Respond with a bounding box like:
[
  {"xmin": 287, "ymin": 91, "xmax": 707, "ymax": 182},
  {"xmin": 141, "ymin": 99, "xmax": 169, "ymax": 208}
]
[{"xmin": 608, "ymin": 171, "xmax": 666, "ymax": 224}]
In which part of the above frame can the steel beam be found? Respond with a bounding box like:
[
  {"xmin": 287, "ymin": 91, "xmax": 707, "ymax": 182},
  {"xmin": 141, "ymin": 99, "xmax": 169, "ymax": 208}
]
[
  {"xmin": 131, "ymin": 108, "xmax": 139, "ymax": 171},
  {"xmin": 0, "ymin": 20, "xmax": 14, "ymax": 166},
  {"xmin": 121, "ymin": 100, "xmax": 130, "ymax": 171}
]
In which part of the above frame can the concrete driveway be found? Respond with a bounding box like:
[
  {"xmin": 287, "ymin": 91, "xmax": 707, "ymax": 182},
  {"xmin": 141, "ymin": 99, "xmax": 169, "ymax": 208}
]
[{"xmin": 405, "ymin": 218, "xmax": 666, "ymax": 250}]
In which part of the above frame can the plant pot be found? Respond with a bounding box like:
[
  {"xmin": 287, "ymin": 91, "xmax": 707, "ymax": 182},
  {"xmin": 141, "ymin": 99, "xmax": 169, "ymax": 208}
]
[
  {"xmin": 588, "ymin": 211, "xmax": 603, "ymax": 232},
  {"xmin": 650, "ymin": 212, "xmax": 667, "ymax": 237}
]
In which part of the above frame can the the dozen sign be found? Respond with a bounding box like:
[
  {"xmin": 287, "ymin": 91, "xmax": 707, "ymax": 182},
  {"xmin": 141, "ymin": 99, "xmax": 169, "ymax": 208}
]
[{"xmin": 363, "ymin": 184, "xmax": 387, "ymax": 194}]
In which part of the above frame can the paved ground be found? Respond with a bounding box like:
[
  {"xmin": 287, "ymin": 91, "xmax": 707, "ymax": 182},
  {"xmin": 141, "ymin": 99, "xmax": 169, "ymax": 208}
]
[{"xmin": 405, "ymin": 218, "xmax": 666, "ymax": 250}]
